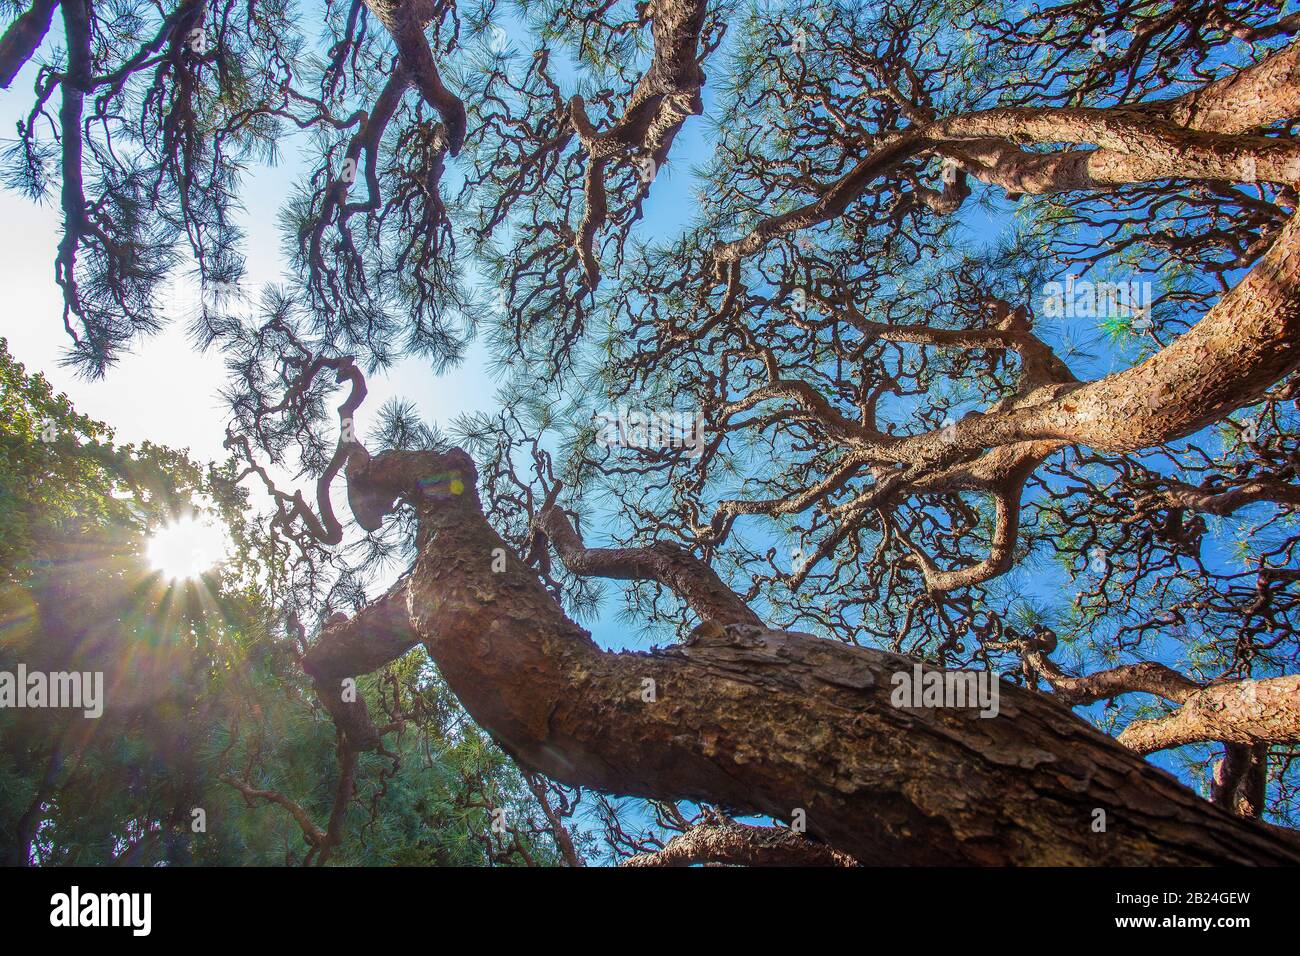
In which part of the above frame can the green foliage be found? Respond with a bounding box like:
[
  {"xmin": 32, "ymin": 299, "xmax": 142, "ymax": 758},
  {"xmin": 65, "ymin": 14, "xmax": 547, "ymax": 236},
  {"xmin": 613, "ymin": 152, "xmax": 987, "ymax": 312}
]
[{"xmin": 0, "ymin": 339, "xmax": 567, "ymax": 865}]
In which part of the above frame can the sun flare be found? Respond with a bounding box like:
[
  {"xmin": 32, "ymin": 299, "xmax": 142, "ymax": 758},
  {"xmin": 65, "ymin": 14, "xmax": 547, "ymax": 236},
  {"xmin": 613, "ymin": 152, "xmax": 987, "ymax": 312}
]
[{"xmin": 147, "ymin": 516, "xmax": 231, "ymax": 581}]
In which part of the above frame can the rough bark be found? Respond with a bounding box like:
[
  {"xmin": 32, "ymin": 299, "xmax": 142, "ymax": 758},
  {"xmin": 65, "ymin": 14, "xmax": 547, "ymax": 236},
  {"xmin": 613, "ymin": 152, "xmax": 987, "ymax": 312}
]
[
  {"xmin": 1211, "ymin": 745, "xmax": 1269, "ymax": 819},
  {"xmin": 314, "ymin": 189, "xmax": 1300, "ymax": 867},
  {"xmin": 715, "ymin": 204, "xmax": 1299, "ymax": 481},
  {"xmin": 1023, "ymin": 643, "xmax": 1300, "ymax": 761},
  {"xmin": 874, "ymin": 205, "xmax": 1300, "ymax": 467},
  {"xmin": 1030, "ymin": 207, "xmax": 1300, "ymax": 452},
  {"xmin": 1133, "ymin": 478, "xmax": 1300, "ymax": 517},
  {"xmin": 322, "ymin": 448, "xmax": 1300, "ymax": 865},
  {"xmin": 361, "ymin": 0, "xmax": 466, "ymax": 154},
  {"xmin": 1118, "ymin": 676, "xmax": 1300, "ymax": 755},
  {"xmin": 301, "ymin": 579, "xmax": 419, "ymax": 683},
  {"xmin": 621, "ymin": 822, "xmax": 857, "ymax": 867},
  {"xmin": 567, "ymin": 0, "xmax": 708, "ymax": 287},
  {"xmin": 1158, "ymin": 40, "xmax": 1300, "ymax": 135},
  {"xmin": 1028, "ymin": 654, "xmax": 1201, "ymax": 708},
  {"xmin": 301, "ymin": 578, "xmax": 419, "ymax": 751},
  {"xmin": 247, "ymin": 25, "xmax": 1300, "ymax": 868}
]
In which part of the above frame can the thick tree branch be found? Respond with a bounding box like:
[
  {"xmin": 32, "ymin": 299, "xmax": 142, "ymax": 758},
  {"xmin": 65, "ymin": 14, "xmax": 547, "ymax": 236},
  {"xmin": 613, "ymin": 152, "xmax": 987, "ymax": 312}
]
[
  {"xmin": 1118, "ymin": 675, "xmax": 1300, "ymax": 755},
  {"xmin": 362, "ymin": 0, "xmax": 465, "ymax": 154},
  {"xmin": 300, "ymin": 578, "xmax": 421, "ymax": 751},
  {"xmin": 1132, "ymin": 478, "xmax": 1300, "ymax": 517},
  {"xmin": 1211, "ymin": 744, "xmax": 1269, "ymax": 819},
  {"xmin": 0, "ymin": 0, "xmax": 59, "ymax": 89},
  {"xmin": 566, "ymin": 0, "xmax": 709, "ymax": 287},
  {"xmin": 621, "ymin": 821, "xmax": 857, "ymax": 867}
]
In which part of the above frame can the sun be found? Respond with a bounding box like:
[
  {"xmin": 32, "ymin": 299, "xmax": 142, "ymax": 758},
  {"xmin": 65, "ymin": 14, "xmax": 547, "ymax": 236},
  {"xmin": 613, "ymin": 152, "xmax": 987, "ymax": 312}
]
[{"xmin": 147, "ymin": 516, "xmax": 231, "ymax": 580}]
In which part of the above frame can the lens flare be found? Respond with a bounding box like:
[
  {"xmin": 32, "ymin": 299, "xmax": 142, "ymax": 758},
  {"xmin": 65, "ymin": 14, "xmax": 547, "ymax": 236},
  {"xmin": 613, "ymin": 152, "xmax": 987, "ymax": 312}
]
[{"xmin": 147, "ymin": 516, "xmax": 230, "ymax": 580}]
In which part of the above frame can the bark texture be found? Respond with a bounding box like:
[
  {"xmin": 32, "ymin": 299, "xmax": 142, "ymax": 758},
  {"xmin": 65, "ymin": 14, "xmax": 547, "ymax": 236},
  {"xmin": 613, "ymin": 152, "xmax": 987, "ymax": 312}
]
[
  {"xmin": 1118, "ymin": 676, "xmax": 1300, "ymax": 755},
  {"xmin": 328, "ymin": 449, "xmax": 1300, "ymax": 866},
  {"xmin": 621, "ymin": 822, "xmax": 857, "ymax": 867},
  {"xmin": 361, "ymin": 0, "xmax": 466, "ymax": 154}
]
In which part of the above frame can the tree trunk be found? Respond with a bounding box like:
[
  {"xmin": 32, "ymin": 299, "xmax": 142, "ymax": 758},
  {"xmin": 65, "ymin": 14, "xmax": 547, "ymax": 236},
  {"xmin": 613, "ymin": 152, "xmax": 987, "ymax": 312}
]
[{"xmin": 354, "ymin": 450, "xmax": 1300, "ymax": 865}]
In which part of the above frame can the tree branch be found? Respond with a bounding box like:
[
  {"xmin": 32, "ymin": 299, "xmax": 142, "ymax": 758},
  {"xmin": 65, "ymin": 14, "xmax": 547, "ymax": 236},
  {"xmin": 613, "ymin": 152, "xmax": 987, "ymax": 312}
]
[
  {"xmin": 621, "ymin": 821, "xmax": 857, "ymax": 867},
  {"xmin": 0, "ymin": 0, "xmax": 59, "ymax": 89},
  {"xmin": 535, "ymin": 502, "xmax": 761, "ymax": 627},
  {"xmin": 1118, "ymin": 675, "xmax": 1300, "ymax": 755}
]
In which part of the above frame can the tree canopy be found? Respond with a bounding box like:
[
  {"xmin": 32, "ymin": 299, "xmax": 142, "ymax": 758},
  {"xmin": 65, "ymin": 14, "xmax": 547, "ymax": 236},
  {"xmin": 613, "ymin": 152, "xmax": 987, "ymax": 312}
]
[{"xmin": 4, "ymin": 0, "xmax": 1300, "ymax": 865}]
